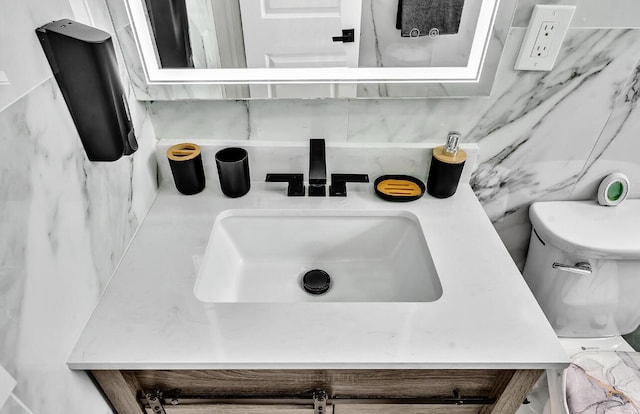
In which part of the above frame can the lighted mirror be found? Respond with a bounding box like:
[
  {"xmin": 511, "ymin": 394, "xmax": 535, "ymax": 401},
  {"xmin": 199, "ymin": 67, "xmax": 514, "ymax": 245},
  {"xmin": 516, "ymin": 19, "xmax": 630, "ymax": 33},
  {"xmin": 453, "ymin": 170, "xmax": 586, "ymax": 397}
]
[{"xmin": 107, "ymin": 0, "xmax": 517, "ymax": 99}]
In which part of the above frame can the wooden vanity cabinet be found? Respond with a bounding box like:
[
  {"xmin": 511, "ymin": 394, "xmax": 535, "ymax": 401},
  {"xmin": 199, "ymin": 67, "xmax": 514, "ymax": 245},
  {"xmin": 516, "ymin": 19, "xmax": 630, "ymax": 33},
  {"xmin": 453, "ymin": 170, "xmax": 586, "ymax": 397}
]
[{"xmin": 91, "ymin": 369, "xmax": 542, "ymax": 414}]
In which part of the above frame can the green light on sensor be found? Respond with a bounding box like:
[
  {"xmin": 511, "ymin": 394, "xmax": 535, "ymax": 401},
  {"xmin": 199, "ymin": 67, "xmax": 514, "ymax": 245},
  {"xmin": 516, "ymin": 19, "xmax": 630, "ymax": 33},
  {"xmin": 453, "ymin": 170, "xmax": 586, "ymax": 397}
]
[
  {"xmin": 607, "ymin": 181, "xmax": 624, "ymax": 201},
  {"xmin": 597, "ymin": 173, "xmax": 629, "ymax": 206}
]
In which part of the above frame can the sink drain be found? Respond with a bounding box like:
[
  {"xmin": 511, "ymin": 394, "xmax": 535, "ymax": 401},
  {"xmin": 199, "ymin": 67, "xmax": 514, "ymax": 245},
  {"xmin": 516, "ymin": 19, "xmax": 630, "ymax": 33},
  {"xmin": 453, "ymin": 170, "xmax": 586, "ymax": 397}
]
[{"xmin": 302, "ymin": 269, "xmax": 331, "ymax": 295}]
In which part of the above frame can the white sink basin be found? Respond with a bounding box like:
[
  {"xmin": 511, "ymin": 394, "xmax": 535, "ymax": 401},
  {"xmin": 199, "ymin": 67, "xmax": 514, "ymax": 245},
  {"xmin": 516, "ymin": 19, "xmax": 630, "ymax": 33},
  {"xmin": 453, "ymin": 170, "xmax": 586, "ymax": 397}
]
[{"xmin": 194, "ymin": 210, "xmax": 442, "ymax": 303}]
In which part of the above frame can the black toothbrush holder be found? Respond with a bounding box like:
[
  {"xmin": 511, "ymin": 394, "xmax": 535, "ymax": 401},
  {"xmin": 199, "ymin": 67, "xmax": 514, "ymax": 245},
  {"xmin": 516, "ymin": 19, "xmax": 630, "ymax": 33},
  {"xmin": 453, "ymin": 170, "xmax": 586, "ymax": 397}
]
[
  {"xmin": 215, "ymin": 147, "xmax": 250, "ymax": 198},
  {"xmin": 166, "ymin": 143, "xmax": 206, "ymax": 195}
]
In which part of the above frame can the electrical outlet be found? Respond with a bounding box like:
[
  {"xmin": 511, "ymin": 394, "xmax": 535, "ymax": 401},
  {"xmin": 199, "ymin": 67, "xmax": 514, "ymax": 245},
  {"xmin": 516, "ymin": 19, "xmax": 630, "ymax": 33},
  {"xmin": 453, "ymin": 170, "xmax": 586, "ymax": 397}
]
[
  {"xmin": 515, "ymin": 5, "xmax": 575, "ymax": 71},
  {"xmin": 530, "ymin": 21, "xmax": 556, "ymax": 58}
]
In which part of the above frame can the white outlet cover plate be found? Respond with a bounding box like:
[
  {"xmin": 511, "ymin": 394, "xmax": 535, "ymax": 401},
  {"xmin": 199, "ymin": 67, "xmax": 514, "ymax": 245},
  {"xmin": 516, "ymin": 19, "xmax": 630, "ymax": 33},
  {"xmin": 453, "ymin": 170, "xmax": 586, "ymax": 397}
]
[
  {"xmin": 0, "ymin": 364, "xmax": 16, "ymax": 409},
  {"xmin": 515, "ymin": 5, "xmax": 576, "ymax": 71}
]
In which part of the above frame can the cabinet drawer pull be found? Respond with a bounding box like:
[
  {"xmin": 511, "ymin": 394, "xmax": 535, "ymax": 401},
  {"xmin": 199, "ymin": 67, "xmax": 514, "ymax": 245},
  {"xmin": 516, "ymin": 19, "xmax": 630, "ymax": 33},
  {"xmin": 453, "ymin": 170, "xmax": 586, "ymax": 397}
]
[{"xmin": 314, "ymin": 391, "xmax": 328, "ymax": 414}]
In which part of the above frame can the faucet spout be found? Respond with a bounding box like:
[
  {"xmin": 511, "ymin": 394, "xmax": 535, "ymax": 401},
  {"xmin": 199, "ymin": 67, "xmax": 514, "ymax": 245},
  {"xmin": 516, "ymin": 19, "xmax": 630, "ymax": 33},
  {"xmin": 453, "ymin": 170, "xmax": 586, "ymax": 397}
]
[{"xmin": 308, "ymin": 139, "xmax": 326, "ymax": 196}]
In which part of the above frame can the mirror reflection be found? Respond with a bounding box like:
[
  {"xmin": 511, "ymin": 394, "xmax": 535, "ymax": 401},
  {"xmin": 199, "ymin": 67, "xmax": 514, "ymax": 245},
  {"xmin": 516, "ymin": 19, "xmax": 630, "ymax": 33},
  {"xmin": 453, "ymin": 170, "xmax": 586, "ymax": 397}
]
[{"xmin": 146, "ymin": 0, "xmax": 483, "ymax": 70}]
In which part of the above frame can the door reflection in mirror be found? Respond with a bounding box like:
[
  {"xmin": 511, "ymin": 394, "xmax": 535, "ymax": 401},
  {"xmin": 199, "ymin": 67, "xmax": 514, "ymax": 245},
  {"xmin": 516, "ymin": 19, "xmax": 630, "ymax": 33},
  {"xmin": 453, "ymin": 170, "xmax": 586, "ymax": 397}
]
[{"xmin": 148, "ymin": 0, "xmax": 481, "ymax": 70}]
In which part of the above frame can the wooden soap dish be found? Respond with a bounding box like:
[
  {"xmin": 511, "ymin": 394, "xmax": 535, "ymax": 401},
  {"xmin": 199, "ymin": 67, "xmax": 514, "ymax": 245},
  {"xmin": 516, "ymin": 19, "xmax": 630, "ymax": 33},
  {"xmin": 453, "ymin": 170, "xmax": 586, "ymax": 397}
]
[{"xmin": 374, "ymin": 175, "xmax": 425, "ymax": 202}]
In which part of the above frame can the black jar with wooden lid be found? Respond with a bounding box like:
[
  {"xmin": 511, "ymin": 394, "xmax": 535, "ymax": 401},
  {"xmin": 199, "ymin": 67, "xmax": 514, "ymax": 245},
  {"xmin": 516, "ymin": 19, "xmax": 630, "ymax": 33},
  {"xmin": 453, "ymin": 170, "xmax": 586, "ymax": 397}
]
[
  {"xmin": 427, "ymin": 131, "xmax": 467, "ymax": 198},
  {"xmin": 166, "ymin": 143, "xmax": 206, "ymax": 195}
]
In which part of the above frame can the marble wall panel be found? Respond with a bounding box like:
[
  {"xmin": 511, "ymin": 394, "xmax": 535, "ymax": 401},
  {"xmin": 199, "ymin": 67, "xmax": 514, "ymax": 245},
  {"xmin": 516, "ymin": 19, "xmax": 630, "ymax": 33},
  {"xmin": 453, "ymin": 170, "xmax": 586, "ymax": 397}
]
[
  {"xmin": 512, "ymin": 0, "xmax": 576, "ymax": 27},
  {"xmin": 0, "ymin": 0, "xmax": 74, "ymax": 110},
  {"xmin": 513, "ymin": 0, "xmax": 640, "ymax": 28},
  {"xmin": 0, "ymin": 78, "xmax": 157, "ymax": 414},
  {"xmin": 149, "ymin": 100, "xmax": 249, "ymax": 141},
  {"xmin": 0, "ymin": 396, "xmax": 29, "ymax": 414},
  {"xmin": 0, "ymin": 79, "xmax": 104, "ymax": 413},
  {"xmin": 346, "ymin": 28, "xmax": 640, "ymax": 268},
  {"xmin": 570, "ymin": 64, "xmax": 640, "ymax": 200},
  {"xmin": 573, "ymin": 0, "xmax": 640, "ymax": 28},
  {"xmin": 471, "ymin": 29, "xmax": 640, "ymax": 266},
  {"xmin": 0, "ymin": 0, "xmax": 158, "ymax": 412},
  {"xmin": 247, "ymin": 100, "xmax": 350, "ymax": 142},
  {"xmin": 149, "ymin": 99, "xmax": 353, "ymax": 142}
]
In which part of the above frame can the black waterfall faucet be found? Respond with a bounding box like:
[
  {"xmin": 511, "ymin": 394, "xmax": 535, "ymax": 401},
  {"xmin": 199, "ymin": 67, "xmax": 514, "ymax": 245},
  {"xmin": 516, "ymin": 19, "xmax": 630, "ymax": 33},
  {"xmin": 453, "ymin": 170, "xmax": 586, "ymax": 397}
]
[
  {"xmin": 265, "ymin": 139, "xmax": 368, "ymax": 197},
  {"xmin": 308, "ymin": 138, "xmax": 327, "ymax": 197}
]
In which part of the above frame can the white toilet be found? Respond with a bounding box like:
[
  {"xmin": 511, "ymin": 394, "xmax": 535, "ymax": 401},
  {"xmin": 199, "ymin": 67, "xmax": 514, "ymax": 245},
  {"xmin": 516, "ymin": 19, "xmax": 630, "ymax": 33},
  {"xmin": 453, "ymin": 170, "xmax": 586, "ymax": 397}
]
[{"xmin": 522, "ymin": 200, "xmax": 640, "ymax": 414}]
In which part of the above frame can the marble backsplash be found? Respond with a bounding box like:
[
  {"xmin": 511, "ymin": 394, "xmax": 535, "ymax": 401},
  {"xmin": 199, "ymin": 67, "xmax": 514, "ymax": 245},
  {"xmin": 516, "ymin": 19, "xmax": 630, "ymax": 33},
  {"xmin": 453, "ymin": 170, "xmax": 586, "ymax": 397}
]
[
  {"xmin": 157, "ymin": 141, "xmax": 479, "ymax": 192},
  {"xmin": 148, "ymin": 27, "xmax": 640, "ymax": 268}
]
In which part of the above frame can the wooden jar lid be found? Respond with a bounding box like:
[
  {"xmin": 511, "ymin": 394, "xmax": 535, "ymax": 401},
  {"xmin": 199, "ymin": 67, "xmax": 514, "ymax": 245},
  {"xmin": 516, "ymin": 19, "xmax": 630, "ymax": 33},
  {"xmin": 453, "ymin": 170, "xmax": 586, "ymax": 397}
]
[
  {"xmin": 166, "ymin": 143, "xmax": 201, "ymax": 161},
  {"xmin": 432, "ymin": 145, "xmax": 467, "ymax": 164}
]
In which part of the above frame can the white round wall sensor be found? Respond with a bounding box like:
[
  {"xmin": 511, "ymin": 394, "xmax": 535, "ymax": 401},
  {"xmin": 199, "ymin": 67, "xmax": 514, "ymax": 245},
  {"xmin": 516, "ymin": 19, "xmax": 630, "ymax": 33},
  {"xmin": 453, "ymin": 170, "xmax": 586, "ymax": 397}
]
[{"xmin": 597, "ymin": 172, "xmax": 630, "ymax": 206}]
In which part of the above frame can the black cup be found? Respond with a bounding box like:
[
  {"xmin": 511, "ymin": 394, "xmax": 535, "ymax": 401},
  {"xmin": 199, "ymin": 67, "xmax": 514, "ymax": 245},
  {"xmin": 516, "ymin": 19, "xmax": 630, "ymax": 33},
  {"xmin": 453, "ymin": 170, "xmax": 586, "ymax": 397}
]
[
  {"xmin": 166, "ymin": 143, "xmax": 205, "ymax": 195},
  {"xmin": 215, "ymin": 147, "xmax": 250, "ymax": 197}
]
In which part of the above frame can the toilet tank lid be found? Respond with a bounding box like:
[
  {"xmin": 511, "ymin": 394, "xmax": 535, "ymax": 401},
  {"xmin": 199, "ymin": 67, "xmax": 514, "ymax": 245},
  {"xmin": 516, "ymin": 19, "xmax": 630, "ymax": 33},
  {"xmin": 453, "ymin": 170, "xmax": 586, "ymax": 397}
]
[{"xmin": 529, "ymin": 200, "xmax": 640, "ymax": 259}]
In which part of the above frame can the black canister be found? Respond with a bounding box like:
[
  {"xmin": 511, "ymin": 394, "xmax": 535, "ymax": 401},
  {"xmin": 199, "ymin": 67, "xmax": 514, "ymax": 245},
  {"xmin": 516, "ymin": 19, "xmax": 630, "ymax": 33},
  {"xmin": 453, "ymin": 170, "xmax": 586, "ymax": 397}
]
[
  {"xmin": 166, "ymin": 143, "xmax": 206, "ymax": 195},
  {"xmin": 427, "ymin": 132, "xmax": 467, "ymax": 198},
  {"xmin": 215, "ymin": 147, "xmax": 251, "ymax": 198}
]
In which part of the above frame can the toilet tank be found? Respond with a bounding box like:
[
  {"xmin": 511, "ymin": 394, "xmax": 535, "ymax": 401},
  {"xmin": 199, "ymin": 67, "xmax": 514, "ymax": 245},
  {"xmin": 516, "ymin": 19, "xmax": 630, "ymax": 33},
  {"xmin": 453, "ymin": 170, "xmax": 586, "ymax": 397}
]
[{"xmin": 522, "ymin": 200, "xmax": 640, "ymax": 338}]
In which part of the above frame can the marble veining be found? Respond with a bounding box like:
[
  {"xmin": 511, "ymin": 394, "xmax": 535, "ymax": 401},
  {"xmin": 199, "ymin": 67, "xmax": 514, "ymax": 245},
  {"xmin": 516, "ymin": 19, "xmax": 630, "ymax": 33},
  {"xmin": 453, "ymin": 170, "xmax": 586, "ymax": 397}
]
[
  {"xmin": 514, "ymin": 0, "xmax": 640, "ymax": 29},
  {"xmin": 570, "ymin": 63, "xmax": 640, "ymax": 200},
  {"xmin": 0, "ymin": 15, "xmax": 157, "ymax": 413},
  {"xmin": 0, "ymin": 396, "xmax": 30, "ymax": 414},
  {"xmin": 0, "ymin": 106, "xmax": 32, "ymax": 384},
  {"xmin": 468, "ymin": 29, "xmax": 640, "ymax": 266},
  {"xmin": 0, "ymin": 79, "xmax": 111, "ymax": 413},
  {"xmin": 0, "ymin": 0, "xmax": 74, "ymax": 111}
]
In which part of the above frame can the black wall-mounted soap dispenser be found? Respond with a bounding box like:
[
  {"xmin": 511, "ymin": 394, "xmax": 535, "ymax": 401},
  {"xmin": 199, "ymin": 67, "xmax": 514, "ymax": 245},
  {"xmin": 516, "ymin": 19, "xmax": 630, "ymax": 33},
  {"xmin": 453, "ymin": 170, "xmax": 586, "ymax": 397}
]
[{"xmin": 36, "ymin": 19, "xmax": 138, "ymax": 161}]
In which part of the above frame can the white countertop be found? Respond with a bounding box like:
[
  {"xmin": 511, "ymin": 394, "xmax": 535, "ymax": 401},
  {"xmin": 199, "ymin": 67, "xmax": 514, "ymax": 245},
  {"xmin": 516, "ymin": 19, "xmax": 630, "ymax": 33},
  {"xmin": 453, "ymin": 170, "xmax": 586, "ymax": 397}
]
[{"xmin": 67, "ymin": 180, "xmax": 569, "ymax": 370}]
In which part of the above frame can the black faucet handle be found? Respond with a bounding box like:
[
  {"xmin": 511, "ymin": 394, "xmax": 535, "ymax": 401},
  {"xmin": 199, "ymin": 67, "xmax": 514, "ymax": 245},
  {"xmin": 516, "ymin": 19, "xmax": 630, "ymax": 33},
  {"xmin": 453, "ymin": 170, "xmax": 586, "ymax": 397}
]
[
  {"xmin": 329, "ymin": 174, "xmax": 370, "ymax": 197},
  {"xmin": 265, "ymin": 173, "xmax": 305, "ymax": 196}
]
